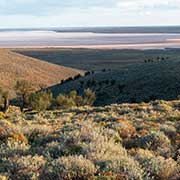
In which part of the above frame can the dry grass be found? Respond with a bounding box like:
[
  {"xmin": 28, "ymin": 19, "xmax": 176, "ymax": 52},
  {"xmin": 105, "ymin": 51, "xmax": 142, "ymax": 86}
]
[{"xmin": 0, "ymin": 49, "xmax": 83, "ymax": 96}]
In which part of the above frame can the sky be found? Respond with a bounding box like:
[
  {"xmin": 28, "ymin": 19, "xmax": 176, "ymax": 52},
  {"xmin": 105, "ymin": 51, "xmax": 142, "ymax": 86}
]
[{"xmin": 0, "ymin": 0, "xmax": 180, "ymax": 28}]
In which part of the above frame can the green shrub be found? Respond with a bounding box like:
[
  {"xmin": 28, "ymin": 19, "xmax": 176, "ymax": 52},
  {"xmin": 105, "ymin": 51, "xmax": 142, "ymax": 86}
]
[
  {"xmin": 29, "ymin": 91, "xmax": 53, "ymax": 112},
  {"xmin": 56, "ymin": 89, "xmax": 96, "ymax": 109},
  {"xmin": 56, "ymin": 94, "xmax": 75, "ymax": 109}
]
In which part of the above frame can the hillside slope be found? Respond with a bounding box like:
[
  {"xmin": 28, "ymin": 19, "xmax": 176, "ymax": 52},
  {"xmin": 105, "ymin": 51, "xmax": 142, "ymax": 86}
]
[
  {"xmin": 0, "ymin": 100, "xmax": 179, "ymax": 179},
  {"xmin": 49, "ymin": 59, "xmax": 180, "ymax": 105},
  {"xmin": 0, "ymin": 49, "xmax": 83, "ymax": 96}
]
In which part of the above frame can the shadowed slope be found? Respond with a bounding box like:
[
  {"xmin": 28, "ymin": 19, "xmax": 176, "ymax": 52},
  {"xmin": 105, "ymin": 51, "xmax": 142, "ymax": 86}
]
[{"xmin": 49, "ymin": 59, "xmax": 180, "ymax": 105}]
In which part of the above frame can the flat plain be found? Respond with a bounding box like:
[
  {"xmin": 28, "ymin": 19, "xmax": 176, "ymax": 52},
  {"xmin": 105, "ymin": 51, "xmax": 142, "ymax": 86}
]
[{"xmin": 16, "ymin": 48, "xmax": 180, "ymax": 71}]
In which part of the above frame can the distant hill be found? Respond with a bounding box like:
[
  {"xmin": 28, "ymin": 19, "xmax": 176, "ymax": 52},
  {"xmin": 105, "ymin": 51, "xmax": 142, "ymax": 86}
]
[
  {"xmin": 49, "ymin": 59, "xmax": 180, "ymax": 105},
  {"xmin": 0, "ymin": 49, "xmax": 83, "ymax": 97},
  {"xmin": 54, "ymin": 26, "xmax": 180, "ymax": 34}
]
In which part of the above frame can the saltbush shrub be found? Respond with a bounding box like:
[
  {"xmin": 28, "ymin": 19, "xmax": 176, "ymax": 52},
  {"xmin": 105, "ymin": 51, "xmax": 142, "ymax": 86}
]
[
  {"xmin": 102, "ymin": 157, "xmax": 145, "ymax": 180},
  {"xmin": 7, "ymin": 155, "xmax": 46, "ymax": 179},
  {"xmin": 136, "ymin": 131, "xmax": 171, "ymax": 150},
  {"xmin": 42, "ymin": 155, "xmax": 96, "ymax": 180},
  {"xmin": 135, "ymin": 149, "xmax": 178, "ymax": 179}
]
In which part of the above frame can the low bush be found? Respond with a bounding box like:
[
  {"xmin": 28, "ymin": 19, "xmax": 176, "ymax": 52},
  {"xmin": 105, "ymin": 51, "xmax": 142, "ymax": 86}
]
[
  {"xmin": 56, "ymin": 89, "xmax": 96, "ymax": 109},
  {"xmin": 7, "ymin": 155, "xmax": 46, "ymax": 179},
  {"xmin": 42, "ymin": 155, "xmax": 96, "ymax": 180},
  {"xmin": 135, "ymin": 149, "xmax": 178, "ymax": 179},
  {"xmin": 136, "ymin": 131, "xmax": 171, "ymax": 150},
  {"xmin": 29, "ymin": 91, "xmax": 53, "ymax": 112},
  {"xmin": 56, "ymin": 94, "xmax": 76, "ymax": 109}
]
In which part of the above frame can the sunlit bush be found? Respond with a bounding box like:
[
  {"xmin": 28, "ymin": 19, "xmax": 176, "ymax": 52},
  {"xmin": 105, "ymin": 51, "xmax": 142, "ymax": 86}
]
[
  {"xmin": 42, "ymin": 155, "xmax": 96, "ymax": 180},
  {"xmin": 136, "ymin": 131, "xmax": 171, "ymax": 150},
  {"xmin": 7, "ymin": 155, "xmax": 46, "ymax": 179},
  {"xmin": 135, "ymin": 149, "xmax": 178, "ymax": 179}
]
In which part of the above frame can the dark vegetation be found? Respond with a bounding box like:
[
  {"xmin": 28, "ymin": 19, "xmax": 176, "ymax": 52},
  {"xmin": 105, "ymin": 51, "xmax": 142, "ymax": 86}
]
[
  {"xmin": 16, "ymin": 48, "xmax": 180, "ymax": 106},
  {"xmin": 0, "ymin": 80, "xmax": 96, "ymax": 113},
  {"xmin": 16, "ymin": 48, "xmax": 180, "ymax": 71},
  {"xmin": 46, "ymin": 58, "xmax": 180, "ymax": 106}
]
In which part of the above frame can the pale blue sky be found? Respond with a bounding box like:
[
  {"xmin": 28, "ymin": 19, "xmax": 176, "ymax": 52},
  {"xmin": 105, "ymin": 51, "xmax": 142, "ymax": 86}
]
[{"xmin": 0, "ymin": 0, "xmax": 180, "ymax": 28}]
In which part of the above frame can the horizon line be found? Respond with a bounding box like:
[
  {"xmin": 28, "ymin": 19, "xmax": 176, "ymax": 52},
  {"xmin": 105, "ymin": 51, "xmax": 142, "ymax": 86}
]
[{"xmin": 1, "ymin": 25, "xmax": 180, "ymax": 30}]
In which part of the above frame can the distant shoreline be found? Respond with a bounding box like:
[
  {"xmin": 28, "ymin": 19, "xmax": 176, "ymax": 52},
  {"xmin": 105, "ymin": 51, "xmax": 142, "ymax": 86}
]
[
  {"xmin": 0, "ymin": 30, "xmax": 180, "ymax": 50},
  {"xmin": 4, "ymin": 42, "xmax": 180, "ymax": 50}
]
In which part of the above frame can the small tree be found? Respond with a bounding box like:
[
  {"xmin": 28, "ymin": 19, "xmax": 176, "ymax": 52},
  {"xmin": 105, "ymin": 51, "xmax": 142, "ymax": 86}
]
[
  {"xmin": 69, "ymin": 90, "xmax": 84, "ymax": 107},
  {"xmin": 15, "ymin": 80, "xmax": 36, "ymax": 111},
  {"xmin": 0, "ymin": 88, "xmax": 9, "ymax": 113},
  {"xmin": 83, "ymin": 89, "xmax": 96, "ymax": 106},
  {"xmin": 29, "ymin": 91, "xmax": 53, "ymax": 112}
]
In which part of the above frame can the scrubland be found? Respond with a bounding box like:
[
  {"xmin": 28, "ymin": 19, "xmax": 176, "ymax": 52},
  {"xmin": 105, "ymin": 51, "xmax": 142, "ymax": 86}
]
[
  {"xmin": 0, "ymin": 99, "xmax": 179, "ymax": 179},
  {"xmin": 0, "ymin": 48, "xmax": 180, "ymax": 179},
  {"xmin": 17, "ymin": 48, "xmax": 180, "ymax": 71},
  {"xmin": 18, "ymin": 48, "xmax": 180, "ymax": 106}
]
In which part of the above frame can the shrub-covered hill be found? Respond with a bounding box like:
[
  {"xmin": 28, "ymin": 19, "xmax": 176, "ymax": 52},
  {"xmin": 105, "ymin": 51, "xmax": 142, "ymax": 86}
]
[
  {"xmin": 0, "ymin": 49, "xmax": 83, "ymax": 97},
  {"xmin": 50, "ymin": 59, "xmax": 180, "ymax": 106},
  {"xmin": 0, "ymin": 99, "xmax": 179, "ymax": 179}
]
